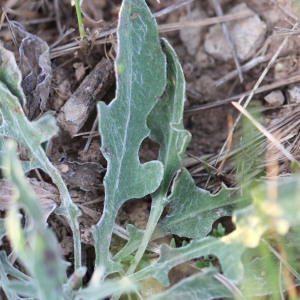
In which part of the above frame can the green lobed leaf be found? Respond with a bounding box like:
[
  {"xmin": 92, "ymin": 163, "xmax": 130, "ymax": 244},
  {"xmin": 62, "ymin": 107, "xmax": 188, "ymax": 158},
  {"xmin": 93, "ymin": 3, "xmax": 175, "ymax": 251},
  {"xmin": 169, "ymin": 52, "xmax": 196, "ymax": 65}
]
[
  {"xmin": 2, "ymin": 140, "xmax": 67, "ymax": 300},
  {"xmin": 124, "ymin": 34, "xmax": 192, "ymax": 276},
  {"xmin": 0, "ymin": 252, "xmax": 23, "ymax": 300},
  {"xmin": 241, "ymin": 253, "xmax": 285, "ymax": 297},
  {"xmin": 0, "ymin": 251, "xmax": 32, "ymax": 282},
  {"xmin": 6, "ymin": 281, "xmax": 39, "ymax": 298},
  {"xmin": 0, "ymin": 43, "xmax": 81, "ymax": 269},
  {"xmin": 148, "ymin": 268, "xmax": 234, "ymax": 300},
  {"xmin": 155, "ymin": 168, "xmax": 241, "ymax": 239},
  {"xmin": 113, "ymin": 224, "xmax": 144, "ymax": 262},
  {"xmin": 130, "ymin": 236, "xmax": 244, "ymax": 286},
  {"xmin": 252, "ymin": 175, "xmax": 300, "ymax": 230},
  {"xmin": 148, "ymin": 38, "xmax": 191, "ymax": 197},
  {"xmin": 240, "ymin": 243, "xmax": 300, "ymax": 297},
  {"xmin": 283, "ymin": 226, "xmax": 300, "ymax": 275},
  {"xmin": 92, "ymin": 0, "xmax": 166, "ymax": 275},
  {"xmin": 75, "ymin": 268, "xmax": 136, "ymax": 300}
]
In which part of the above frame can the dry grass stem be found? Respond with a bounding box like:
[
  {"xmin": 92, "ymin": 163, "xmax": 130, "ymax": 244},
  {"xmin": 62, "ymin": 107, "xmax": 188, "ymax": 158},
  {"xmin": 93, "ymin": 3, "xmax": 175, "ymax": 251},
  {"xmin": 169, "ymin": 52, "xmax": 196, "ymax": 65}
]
[
  {"xmin": 232, "ymin": 101, "xmax": 296, "ymax": 163},
  {"xmin": 157, "ymin": 11, "xmax": 254, "ymax": 32},
  {"xmin": 50, "ymin": 9, "xmax": 254, "ymax": 58},
  {"xmin": 185, "ymin": 73, "xmax": 300, "ymax": 113},
  {"xmin": 186, "ymin": 107, "xmax": 300, "ymax": 175}
]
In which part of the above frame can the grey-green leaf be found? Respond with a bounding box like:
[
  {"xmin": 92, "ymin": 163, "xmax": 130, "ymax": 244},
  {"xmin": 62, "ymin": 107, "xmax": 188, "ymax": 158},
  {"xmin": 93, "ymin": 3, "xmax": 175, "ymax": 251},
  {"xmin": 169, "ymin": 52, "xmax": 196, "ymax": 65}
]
[
  {"xmin": 75, "ymin": 271, "xmax": 136, "ymax": 300},
  {"xmin": 0, "ymin": 43, "xmax": 81, "ymax": 269},
  {"xmin": 0, "ymin": 251, "xmax": 26, "ymax": 300},
  {"xmin": 155, "ymin": 168, "xmax": 240, "ymax": 239},
  {"xmin": 0, "ymin": 43, "xmax": 25, "ymax": 105},
  {"xmin": 149, "ymin": 268, "xmax": 234, "ymax": 300},
  {"xmin": 6, "ymin": 281, "xmax": 39, "ymax": 298},
  {"xmin": 93, "ymin": 0, "xmax": 166, "ymax": 275},
  {"xmin": 125, "ymin": 34, "xmax": 193, "ymax": 276},
  {"xmin": 0, "ymin": 251, "xmax": 32, "ymax": 282},
  {"xmin": 148, "ymin": 38, "xmax": 191, "ymax": 196},
  {"xmin": 113, "ymin": 224, "xmax": 144, "ymax": 262},
  {"xmin": 130, "ymin": 236, "xmax": 244, "ymax": 286},
  {"xmin": 112, "ymin": 39, "xmax": 191, "ymax": 269},
  {"xmin": 2, "ymin": 141, "xmax": 67, "ymax": 300}
]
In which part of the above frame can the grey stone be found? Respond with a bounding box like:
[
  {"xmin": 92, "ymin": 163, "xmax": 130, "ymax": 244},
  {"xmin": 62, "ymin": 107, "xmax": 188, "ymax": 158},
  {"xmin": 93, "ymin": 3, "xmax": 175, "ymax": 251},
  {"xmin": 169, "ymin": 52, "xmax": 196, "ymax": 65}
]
[
  {"xmin": 204, "ymin": 3, "xmax": 267, "ymax": 62},
  {"xmin": 179, "ymin": 8, "xmax": 207, "ymax": 56},
  {"xmin": 287, "ymin": 85, "xmax": 300, "ymax": 103},
  {"xmin": 264, "ymin": 90, "xmax": 285, "ymax": 107}
]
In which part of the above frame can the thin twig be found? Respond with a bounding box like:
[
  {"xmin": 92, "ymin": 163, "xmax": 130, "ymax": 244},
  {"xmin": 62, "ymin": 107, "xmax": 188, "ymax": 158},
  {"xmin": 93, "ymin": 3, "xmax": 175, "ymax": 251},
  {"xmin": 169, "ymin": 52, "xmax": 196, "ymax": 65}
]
[
  {"xmin": 50, "ymin": 10, "xmax": 253, "ymax": 58},
  {"xmin": 232, "ymin": 102, "xmax": 297, "ymax": 163},
  {"xmin": 214, "ymin": 55, "xmax": 269, "ymax": 87},
  {"xmin": 211, "ymin": 0, "xmax": 243, "ymax": 82},
  {"xmin": 187, "ymin": 107, "xmax": 300, "ymax": 174},
  {"xmin": 50, "ymin": 0, "xmax": 194, "ymax": 58},
  {"xmin": 153, "ymin": 0, "xmax": 194, "ymax": 18},
  {"xmin": 0, "ymin": 13, "xmax": 55, "ymax": 26},
  {"xmin": 214, "ymin": 273, "xmax": 244, "ymax": 298},
  {"xmin": 262, "ymin": 239, "xmax": 300, "ymax": 282},
  {"xmin": 270, "ymin": 0, "xmax": 298, "ymax": 21},
  {"xmin": 185, "ymin": 73, "xmax": 300, "ymax": 113},
  {"xmin": 83, "ymin": 115, "xmax": 98, "ymax": 153},
  {"xmin": 53, "ymin": 0, "xmax": 63, "ymax": 35},
  {"xmin": 50, "ymin": 28, "xmax": 75, "ymax": 49},
  {"xmin": 157, "ymin": 11, "xmax": 254, "ymax": 32}
]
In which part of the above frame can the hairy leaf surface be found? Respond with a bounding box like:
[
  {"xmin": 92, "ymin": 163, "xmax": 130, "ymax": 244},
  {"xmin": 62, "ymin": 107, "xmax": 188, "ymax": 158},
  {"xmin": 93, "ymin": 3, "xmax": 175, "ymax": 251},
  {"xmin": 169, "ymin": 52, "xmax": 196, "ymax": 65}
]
[
  {"xmin": 120, "ymin": 38, "xmax": 192, "ymax": 273},
  {"xmin": 148, "ymin": 38, "xmax": 191, "ymax": 197},
  {"xmin": 155, "ymin": 168, "xmax": 241, "ymax": 239},
  {"xmin": 3, "ymin": 141, "xmax": 66, "ymax": 300},
  {"xmin": 0, "ymin": 44, "xmax": 81, "ymax": 269},
  {"xmin": 93, "ymin": 0, "xmax": 166, "ymax": 275},
  {"xmin": 149, "ymin": 268, "xmax": 234, "ymax": 300},
  {"xmin": 131, "ymin": 236, "xmax": 244, "ymax": 286}
]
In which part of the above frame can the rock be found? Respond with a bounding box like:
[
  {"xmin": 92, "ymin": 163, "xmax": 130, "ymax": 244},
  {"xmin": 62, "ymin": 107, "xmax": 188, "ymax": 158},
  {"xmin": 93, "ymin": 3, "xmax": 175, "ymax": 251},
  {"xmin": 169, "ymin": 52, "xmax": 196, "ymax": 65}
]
[
  {"xmin": 287, "ymin": 85, "xmax": 300, "ymax": 103},
  {"xmin": 264, "ymin": 90, "xmax": 285, "ymax": 107},
  {"xmin": 204, "ymin": 3, "xmax": 267, "ymax": 62},
  {"xmin": 179, "ymin": 8, "xmax": 207, "ymax": 56}
]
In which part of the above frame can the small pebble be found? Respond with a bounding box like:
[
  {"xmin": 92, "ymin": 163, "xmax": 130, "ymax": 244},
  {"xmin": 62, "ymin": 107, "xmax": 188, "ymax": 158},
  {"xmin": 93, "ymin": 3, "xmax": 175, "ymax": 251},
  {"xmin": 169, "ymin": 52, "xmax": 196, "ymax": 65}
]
[
  {"xmin": 287, "ymin": 85, "xmax": 300, "ymax": 103},
  {"xmin": 204, "ymin": 3, "xmax": 267, "ymax": 62},
  {"xmin": 264, "ymin": 90, "xmax": 285, "ymax": 107},
  {"xmin": 179, "ymin": 7, "xmax": 207, "ymax": 56}
]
